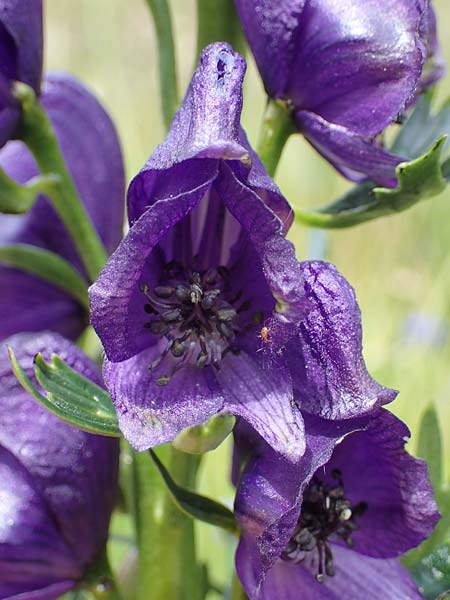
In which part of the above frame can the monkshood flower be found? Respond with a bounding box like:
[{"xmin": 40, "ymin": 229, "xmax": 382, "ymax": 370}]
[
  {"xmin": 234, "ymin": 0, "xmax": 443, "ymax": 185},
  {"xmin": 0, "ymin": 0, "xmax": 42, "ymax": 147},
  {"xmin": 0, "ymin": 74, "xmax": 125, "ymax": 341},
  {"xmin": 0, "ymin": 331, "xmax": 119, "ymax": 600},
  {"xmin": 234, "ymin": 409, "xmax": 439, "ymax": 599},
  {"xmin": 90, "ymin": 43, "xmax": 395, "ymax": 457}
]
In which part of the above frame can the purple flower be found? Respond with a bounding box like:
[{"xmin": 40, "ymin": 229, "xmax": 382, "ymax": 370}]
[
  {"xmin": 234, "ymin": 0, "xmax": 444, "ymax": 185},
  {"xmin": 0, "ymin": 331, "xmax": 119, "ymax": 600},
  {"xmin": 89, "ymin": 43, "xmax": 394, "ymax": 458},
  {"xmin": 0, "ymin": 73, "xmax": 125, "ymax": 341},
  {"xmin": 0, "ymin": 0, "xmax": 43, "ymax": 147},
  {"xmin": 234, "ymin": 409, "xmax": 440, "ymax": 599}
]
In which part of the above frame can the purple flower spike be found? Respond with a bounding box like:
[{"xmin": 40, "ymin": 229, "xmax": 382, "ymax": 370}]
[
  {"xmin": 90, "ymin": 43, "xmax": 393, "ymax": 460},
  {"xmin": 235, "ymin": 0, "xmax": 444, "ymax": 185},
  {"xmin": 0, "ymin": 0, "xmax": 43, "ymax": 147},
  {"xmin": 0, "ymin": 331, "xmax": 119, "ymax": 600},
  {"xmin": 0, "ymin": 74, "xmax": 125, "ymax": 341},
  {"xmin": 234, "ymin": 409, "xmax": 439, "ymax": 599}
]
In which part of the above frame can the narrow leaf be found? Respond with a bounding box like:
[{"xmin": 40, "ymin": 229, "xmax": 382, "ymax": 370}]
[
  {"xmin": 0, "ymin": 244, "xmax": 89, "ymax": 308},
  {"xmin": 8, "ymin": 348, "xmax": 121, "ymax": 437},
  {"xmin": 149, "ymin": 449, "xmax": 239, "ymax": 535},
  {"xmin": 294, "ymin": 136, "xmax": 447, "ymax": 228}
]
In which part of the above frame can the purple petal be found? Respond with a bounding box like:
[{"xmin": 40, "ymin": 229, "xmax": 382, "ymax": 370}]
[
  {"xmin": 236, "ymin": 0, "xmax": 427, "ymax": 136},
  {"xmin": 90, "ymin": 171, "xmax": 215, "ymax": 362},
  {"xmin": 249, "ymin": 550, "xmax": 423, "ymax": 600},
  {"xmin": 419, "ymin": 4, "xmax": 446, "ymax": 91},
  {"xmin": 284, "ymin": 261, "xmax": 397, "ymax": 420},
  {"xmin": 127, "ymin": 42, "xmax": 248, "ymax": 223},
  {"xmin": 0, "ymin": 445, "xmax": 79, "ymax": 583},
  {"xmin": 234, "ymin": 415, "xmax": 365, "ymax": 586},
  {"xmin": 297, "ymin": 110, "xmax": 403, "ymax": 185},
  {"xmin": 234, "ymin": 1, "xmax": 305, "ymax": 99},
  {"xmin": 0, "ymin": 581, "xmax": 75, "ymax": 600},
  {"xmin": 219, "ymin": 352, "xmax": 305, "ymax": 461},
  {"xmin": 103, "ymin": 344, "xmax": 224, "ymax": 451},
  {"xmin": 324, "ymin": 409, "xmax": 439, "ymax": 558},
  {"xmin": 0, "ymin": 332, "xmax": 119, "ymax": 569},
  {"xmin": 0, "ymin": 0, "xmax": 43, "ymax": 92},
  {"xmin": 0, "ymin": 269, "xmax": 86, "ymax": 342}
]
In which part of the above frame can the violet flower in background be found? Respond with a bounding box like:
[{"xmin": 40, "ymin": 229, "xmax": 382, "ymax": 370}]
[
  {"xmin": 0, "ymin": 0, "xmax": 125, "ymax": 341},
  {"xmin": 234, "ymin": 0, "xmax": 444, "ymax": 185},
  {"xmin": 0, "ymin": 0, "xmax": 42, "ymax": 147},
  {"xmin": 0, "ymin": 331, "xmax": 119, "ymax": 600},
  {"xmin": 234, "ymin": 409, "xmax": 439, "ymax": 599},
  {"xmin": 90, "ymin": 43, "xmax": 394, "ymax": 459}
]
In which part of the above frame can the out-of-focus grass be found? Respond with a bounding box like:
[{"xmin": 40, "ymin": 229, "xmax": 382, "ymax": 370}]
[{"xmin": 46, "ymin": 0, "xmax": 450, "ymax": 596}]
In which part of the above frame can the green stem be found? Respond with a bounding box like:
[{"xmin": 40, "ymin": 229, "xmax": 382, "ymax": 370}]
[
  {"xmin": 82, "ymin": 548, "xmax": 124, "ymax": 600},
  {"xmin": 256, "ymin": 99, "xmax": 295, "ymax": 178},
  {"xmin": 13, "ymin": 83, "xmax": 108, "ymax": 281},
  {"xmin": 231, "ymin": 573, "xmax": 249, "ymax": 600},
  {"xmin": 196, "ymin": 0, "xmax": 246, "ymax": 59},
  {"xmin": 144, "ymin": 0, "xmax": 179, "ymax": 129},
  {"xmin": 133, "ymin": 446, "xmax": 203, "ymax": 600}
]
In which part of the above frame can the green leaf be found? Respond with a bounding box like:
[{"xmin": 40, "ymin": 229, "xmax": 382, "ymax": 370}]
[
  {"xmin": 417, "ymin": 405, "xmax": 443, "ymax": 492},
  {"xmin": 294, "ymin": 136, "xmax": 448, "ymax": 228},
  {"xmin": 149, "ymin": 448, "xmax": 239, "ymax": 535},
  {"xmin": 8, "ymin": 349, "xmax": 121, "ymax": 437},
  {"xmin": 410, "ymin": 543, "xmax": 450, "ymax": 600},
  {"xmin": 0, "ymin": 244, "xmax": 89, "ymax": 309}
]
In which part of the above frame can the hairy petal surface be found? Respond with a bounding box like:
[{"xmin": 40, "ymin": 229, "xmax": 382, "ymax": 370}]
[
  {"xmin": 249, "ymin": 549, "xmax": 423, "ymax": 600},
  {"xmin": 284, "ymin": 261, "xmax": 397, "ymax": 420}
]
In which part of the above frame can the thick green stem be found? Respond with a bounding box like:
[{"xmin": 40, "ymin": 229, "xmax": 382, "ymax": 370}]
[
  {"xmin": 257, "ymin": 99, "xmax": 295, "ymax": 178},
  {"xmin": 133, "ymin": 446, "xmax": 203, "ymax": 600},
  {"xmin": 196, "ymin": 0, "xmax": 246, "ymax": 59},
  {"xmin": 82, "ymin": 548, "xmax": 124, "ymax": 600},
  {"xmin": 231, "ymin": 573, "xmax": 249, "ymax": 600},
  {"xmin": 145, "ymin": 0, "xmax": 179, "ymax": 129},
  {"xmin": 13, "ymin": 83, "xmax": 108, "ymax": 281}
]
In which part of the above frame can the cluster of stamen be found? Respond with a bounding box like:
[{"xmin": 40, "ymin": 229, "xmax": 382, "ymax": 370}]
[
  {"xmin": 141, "ymin": 260, "xmax": 259, "ymax": 384},
  {"xmin": 282, "ymin": 469, "xmax": 367, "ymax": 583}
]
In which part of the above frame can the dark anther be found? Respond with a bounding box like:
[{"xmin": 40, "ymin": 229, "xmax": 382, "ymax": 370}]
[
  {"xmin": 154, "ymin": 286, "xmax": 175, "ymax": 298},
  {"xmin": 171, "ymin": 340, "xmax": 185, "ymax": 358},
  {"xmin": 141, "ymin": 260, "xmax": 255, "ymax": 371},
  {"xmin": 162, "ymin": 309, "xmax": 182, "ymax": 322},
  {"xmin": 196, "ymin": 352, "xmax": 208, "ymax": 368},
  {"xmin": 216, "ymin": 308, "xmax": 237, "ymax": 321},
  {"xmin": 282, "ymin": 470, "xmax": 367, "ymax": 583}
]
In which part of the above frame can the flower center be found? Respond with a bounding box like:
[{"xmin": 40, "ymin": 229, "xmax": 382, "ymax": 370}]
[
  {"xmin": 140, "ymin": 260, "xmax": 259, "ymax": 383},
  {"xmin": 282, "ymin": 469, "xmax": 367, "ymax": 583}
]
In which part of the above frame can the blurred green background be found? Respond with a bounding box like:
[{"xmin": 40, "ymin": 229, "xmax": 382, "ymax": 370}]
[{"xmin": 44, "ymin": 0, "xmax": 450, "ymax": 596}]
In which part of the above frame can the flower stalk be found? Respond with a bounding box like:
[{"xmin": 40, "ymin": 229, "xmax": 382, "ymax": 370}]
[
  {"xmin": 231, "ymin": 574, "xmax": 249, "ymax": 600},
  {"xmin": 144, "ymin": 0, "xmax": 179, "ymax": 130},
  {"xmin": 257, "ymin": 99, "xmax": 295, "ymax": 177},
  {"xmin": 196, "ymin": 0, "xmax": 246, "ymax": 60},
  {"xmin": 13, "ymin": 82, "xmax": 108, "ymax": 281},
  {"xmin": 132, "ymin": 446, "xmax": 203, "ymax": 600},
  {"xmin": 82, "ymin": 548, "xmax": 124, "ymax": 600}
]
